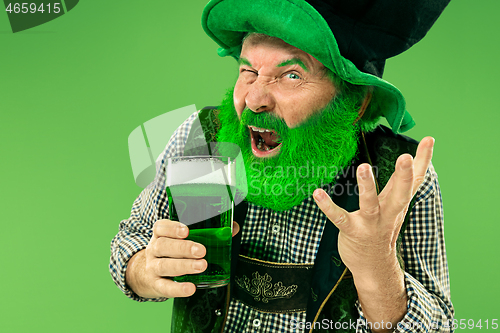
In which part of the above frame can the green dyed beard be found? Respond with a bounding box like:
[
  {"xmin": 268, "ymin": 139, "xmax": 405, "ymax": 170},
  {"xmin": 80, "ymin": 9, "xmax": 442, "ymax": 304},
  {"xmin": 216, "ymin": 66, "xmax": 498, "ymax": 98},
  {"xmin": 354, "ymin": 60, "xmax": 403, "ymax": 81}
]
[{"xmin": 216, "ymin": 88, "xmax": 360, "ymax": 211}]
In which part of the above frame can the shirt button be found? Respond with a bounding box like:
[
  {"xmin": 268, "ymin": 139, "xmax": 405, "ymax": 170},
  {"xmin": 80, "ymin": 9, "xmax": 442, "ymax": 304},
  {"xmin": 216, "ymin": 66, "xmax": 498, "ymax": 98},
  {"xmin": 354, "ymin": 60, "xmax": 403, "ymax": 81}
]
[
  {"xmin": 253, "ymin": 319, "xmax": 261, "ymax": 328},
  {"xmin": 272, "ymin": 224, "xmax": 280, "ymax": 234}
]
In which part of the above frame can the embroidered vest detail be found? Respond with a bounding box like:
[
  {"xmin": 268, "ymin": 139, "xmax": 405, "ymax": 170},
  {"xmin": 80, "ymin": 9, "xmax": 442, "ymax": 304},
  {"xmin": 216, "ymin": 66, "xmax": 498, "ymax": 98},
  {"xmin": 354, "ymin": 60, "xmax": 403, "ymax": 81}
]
[{"xmin": 233, "ymin": 255, "xmax": 313, "ymax": 313}]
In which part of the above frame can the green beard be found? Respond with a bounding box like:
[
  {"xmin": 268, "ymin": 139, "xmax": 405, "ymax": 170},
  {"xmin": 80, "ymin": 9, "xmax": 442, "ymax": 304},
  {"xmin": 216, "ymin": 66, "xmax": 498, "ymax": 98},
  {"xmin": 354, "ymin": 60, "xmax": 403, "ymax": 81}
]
[{"xmin": 216, "ymin": 88, "xmax": 360, "ymax": 211}]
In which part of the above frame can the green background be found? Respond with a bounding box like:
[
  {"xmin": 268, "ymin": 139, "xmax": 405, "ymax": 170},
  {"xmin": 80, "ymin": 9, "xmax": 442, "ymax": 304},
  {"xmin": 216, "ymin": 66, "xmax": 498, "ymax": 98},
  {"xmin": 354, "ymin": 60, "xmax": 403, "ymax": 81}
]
[{"xmin": 0, "ymin": 0, "xmax": 498, "ymax": 332}]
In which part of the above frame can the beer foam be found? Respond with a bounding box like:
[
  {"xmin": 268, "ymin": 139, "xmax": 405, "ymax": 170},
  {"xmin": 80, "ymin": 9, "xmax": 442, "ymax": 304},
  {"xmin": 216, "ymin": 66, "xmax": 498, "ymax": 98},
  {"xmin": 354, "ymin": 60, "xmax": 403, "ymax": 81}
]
[{"xmin": 167, "ymin": 157, "xmax": 235, "ymax": 186}]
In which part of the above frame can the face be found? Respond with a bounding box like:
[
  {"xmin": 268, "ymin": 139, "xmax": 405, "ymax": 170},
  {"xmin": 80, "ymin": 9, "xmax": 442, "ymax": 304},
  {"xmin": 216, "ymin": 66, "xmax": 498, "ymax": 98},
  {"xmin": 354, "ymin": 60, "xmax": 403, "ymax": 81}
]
[
  {"xmin": 217, "ymin": 35, "xmax": 362, "ymax": 211},
  {"xmin": 217, "ymin": 88, "xmax": 361, "ymax": 211},
  {"xmin": 234, "ymin": 35, "xmax": 336, "ymax": 158}
]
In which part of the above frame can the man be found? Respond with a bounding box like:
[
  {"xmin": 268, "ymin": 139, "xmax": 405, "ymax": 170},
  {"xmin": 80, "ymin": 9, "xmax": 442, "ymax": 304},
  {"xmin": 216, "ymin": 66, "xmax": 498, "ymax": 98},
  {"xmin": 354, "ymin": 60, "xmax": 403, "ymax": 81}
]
[{"xmin": 110, "ymin": 0, "xmax": 453, "ymax": 332}]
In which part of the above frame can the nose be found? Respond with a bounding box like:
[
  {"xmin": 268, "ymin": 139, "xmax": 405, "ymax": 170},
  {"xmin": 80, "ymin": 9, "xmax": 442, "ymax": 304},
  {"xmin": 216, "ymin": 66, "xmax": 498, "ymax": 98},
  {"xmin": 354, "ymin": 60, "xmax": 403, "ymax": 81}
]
[{"xmin": 245, "ymin": 78, "xmax": 276, "ymax": 113}]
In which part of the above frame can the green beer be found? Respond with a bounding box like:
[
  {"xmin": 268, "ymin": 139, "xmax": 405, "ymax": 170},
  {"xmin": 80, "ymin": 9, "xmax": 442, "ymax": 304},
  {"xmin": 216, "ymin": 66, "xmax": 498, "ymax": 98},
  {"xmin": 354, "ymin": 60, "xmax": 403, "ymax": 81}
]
[{"xmin": 167, "ymin": 183, "xmax": 234, "ymax": 288}]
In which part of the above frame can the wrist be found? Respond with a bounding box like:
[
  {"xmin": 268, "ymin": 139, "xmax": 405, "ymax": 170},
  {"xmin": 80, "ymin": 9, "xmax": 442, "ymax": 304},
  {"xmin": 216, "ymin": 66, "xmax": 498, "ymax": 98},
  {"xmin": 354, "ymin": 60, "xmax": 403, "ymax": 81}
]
[
  {"xmin": 351, "ymin": 252, "xmax": 403, "ymax": 292},
  {"xmin": 352, "ymin": 255, "xmax": 407, "ymax": 332}
]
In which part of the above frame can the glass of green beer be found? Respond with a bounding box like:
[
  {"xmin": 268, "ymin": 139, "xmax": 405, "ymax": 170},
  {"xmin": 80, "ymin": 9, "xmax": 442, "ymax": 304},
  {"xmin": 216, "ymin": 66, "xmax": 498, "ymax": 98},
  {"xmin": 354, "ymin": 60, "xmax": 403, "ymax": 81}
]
[{"xmin": 166, "ymin": 156, "xmax": 235, "ymax": 288}]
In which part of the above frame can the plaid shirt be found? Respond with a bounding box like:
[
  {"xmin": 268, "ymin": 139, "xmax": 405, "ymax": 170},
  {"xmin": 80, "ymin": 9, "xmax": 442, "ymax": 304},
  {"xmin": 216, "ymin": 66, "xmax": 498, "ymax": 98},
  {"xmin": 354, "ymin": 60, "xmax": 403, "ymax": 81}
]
[{"xmin": 110, "ymin": 111, "xmax": 454, "ymax": 332}]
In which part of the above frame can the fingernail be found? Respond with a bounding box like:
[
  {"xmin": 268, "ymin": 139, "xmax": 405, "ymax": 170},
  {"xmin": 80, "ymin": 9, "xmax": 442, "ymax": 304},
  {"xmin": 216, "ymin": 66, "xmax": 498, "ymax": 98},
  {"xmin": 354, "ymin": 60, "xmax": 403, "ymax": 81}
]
[
  {"xmin": 360, "ymin": 166, "xmax": 371, "ymax": 179},
  {"xmin": 313, "ymin": 189, "xmax": 324, "ymax": 201},
  {"xmin": 193, "ymin": 260, "xmax": 205, "ymax": 272},
  {"xmin": 191, "ymin": 245, "xmax": 203, "ymax": 257},
  {"xmin": 402, "ymin": 158, "xmax": 413, "ymax": 169},
  {"xmin": 183, "ymin": 283, "xmax": 194, "ymax": 295},
  {"xmin": 177, "ymin": 223, "xmax": 188, "ymax": 237}
]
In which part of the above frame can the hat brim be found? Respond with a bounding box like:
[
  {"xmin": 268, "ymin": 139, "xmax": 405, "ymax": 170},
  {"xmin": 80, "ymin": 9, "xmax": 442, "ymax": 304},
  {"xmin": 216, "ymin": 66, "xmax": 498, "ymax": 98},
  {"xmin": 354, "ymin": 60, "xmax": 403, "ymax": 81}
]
[{"xmin": 202, "ymin": 0, "xmax": 415, "ymax": 133}]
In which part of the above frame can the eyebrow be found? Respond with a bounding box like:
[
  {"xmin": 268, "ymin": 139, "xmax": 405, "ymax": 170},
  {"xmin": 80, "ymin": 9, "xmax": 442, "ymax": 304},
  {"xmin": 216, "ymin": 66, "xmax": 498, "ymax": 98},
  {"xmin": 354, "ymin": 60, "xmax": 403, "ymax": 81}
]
[
  {"xmin": 277, "ymin": 58, "xmax": 309, "ymax": 72},
  {"xmin": 238, "ymin": 58, "xmax": 252, "ymax": 67}
]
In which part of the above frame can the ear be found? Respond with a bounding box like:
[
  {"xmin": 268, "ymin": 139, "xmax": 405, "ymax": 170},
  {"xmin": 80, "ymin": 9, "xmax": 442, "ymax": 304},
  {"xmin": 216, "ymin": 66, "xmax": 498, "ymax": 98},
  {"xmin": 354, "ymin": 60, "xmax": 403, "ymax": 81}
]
[{"xmin": 353, "ymin": 87, "xmax": 373, "ymax": 124}]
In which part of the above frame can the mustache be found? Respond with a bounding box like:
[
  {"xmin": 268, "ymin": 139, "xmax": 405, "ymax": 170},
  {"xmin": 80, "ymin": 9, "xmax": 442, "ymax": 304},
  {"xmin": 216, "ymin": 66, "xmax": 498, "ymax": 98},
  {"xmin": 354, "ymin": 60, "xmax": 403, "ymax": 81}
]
[{"xmin": 239, "ymin": 108, "xmax": 289, "ymax": 135}]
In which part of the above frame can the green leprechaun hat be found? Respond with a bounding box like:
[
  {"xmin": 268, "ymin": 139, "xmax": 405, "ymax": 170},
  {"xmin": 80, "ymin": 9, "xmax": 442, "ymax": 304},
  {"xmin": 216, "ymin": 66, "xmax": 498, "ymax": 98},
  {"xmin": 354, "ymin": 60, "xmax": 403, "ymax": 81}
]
[{"xmin": 202, "ymin": 0, "xmax": 450, "ymax": 133}]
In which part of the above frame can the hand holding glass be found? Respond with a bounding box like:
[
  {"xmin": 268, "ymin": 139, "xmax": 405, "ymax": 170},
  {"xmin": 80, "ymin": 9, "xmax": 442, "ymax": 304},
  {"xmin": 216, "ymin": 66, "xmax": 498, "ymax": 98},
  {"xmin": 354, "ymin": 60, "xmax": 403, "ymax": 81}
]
[{"xmin": 166, "ymin": 156, "xmax": 235, "ymax": 289}]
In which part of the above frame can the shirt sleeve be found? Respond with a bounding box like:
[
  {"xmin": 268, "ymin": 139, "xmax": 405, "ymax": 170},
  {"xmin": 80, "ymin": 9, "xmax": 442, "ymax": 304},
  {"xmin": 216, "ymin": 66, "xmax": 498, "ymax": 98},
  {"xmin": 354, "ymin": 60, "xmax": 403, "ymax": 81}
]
[
  {"xmin": 109, "ymin": 111, "xmax": 198, "ymax": 302},
  {"xmin": 355, "ymin": 163, "xmax": 454, "ymax": 332}
]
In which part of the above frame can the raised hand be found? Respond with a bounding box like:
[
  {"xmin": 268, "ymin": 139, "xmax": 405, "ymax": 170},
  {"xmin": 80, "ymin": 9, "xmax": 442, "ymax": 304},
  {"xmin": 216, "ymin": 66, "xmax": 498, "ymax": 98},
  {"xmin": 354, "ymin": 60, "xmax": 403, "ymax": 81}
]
[
  {"xmin": 313, "ymin": 137, "xmax": 434, "ymax": 275},
  {"xmin": 313, "ymin": 137, "xmax": 434, "ymax": 331}
]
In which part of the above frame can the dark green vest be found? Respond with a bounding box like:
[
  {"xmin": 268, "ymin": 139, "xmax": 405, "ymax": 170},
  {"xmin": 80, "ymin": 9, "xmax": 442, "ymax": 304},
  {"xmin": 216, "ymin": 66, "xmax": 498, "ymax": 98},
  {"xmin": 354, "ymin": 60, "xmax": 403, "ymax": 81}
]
[{"xmin": 171, "ymin": 107, "xmax": 418, "ymax": 333}]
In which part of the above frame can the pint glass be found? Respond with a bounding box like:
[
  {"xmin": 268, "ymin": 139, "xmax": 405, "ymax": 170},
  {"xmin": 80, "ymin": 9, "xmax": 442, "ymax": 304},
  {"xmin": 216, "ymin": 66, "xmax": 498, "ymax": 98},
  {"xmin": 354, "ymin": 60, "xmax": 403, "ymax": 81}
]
[{"xmin": 166, "ymin": 156, "xmax": 235, "ymax": 288}]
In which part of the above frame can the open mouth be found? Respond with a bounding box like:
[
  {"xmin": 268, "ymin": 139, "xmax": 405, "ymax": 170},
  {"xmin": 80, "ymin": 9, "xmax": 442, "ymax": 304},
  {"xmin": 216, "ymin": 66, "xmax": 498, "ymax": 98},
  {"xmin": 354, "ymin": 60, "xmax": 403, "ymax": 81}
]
[{"xmin": 248, "ymin": 125, "xmax": 282, "ymax": 157}]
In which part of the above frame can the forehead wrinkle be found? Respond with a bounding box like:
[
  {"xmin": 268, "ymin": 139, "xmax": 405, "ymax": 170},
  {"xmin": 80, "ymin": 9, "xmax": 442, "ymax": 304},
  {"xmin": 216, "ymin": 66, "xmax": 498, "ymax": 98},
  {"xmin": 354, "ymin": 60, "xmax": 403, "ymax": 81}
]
[
  {"xmin": 241, "ymin": 37, "xmax": 319, "ymax": 72},
  {"xmin": 285, "ymin": 45, "xmax": 317, "ymax": 64}
]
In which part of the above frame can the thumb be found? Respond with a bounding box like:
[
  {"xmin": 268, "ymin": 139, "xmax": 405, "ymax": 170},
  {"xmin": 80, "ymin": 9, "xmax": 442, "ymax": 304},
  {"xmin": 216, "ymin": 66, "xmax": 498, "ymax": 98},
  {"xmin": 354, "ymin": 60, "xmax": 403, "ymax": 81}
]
[{"xmin": 313, "ymin": 189, "xmax": 349, "ymax": 230}]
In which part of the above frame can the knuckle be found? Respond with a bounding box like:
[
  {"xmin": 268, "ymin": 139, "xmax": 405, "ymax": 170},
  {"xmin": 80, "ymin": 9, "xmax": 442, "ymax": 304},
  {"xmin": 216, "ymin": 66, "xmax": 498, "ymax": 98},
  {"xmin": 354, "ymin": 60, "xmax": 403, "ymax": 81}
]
[
  {"xmin": 396, "ymin": 198, "xmax": 409, "ymax": 208},
  {"xmin": 414, "ymin": 175, "xmax": 425, "ymax": 185},
  {"xmin": 171, "ymin": 238, "xmax": 192, "ymax": 257},
  {"xmin": 152, "ymin": 237, "xmax": 168, "ymax": 255},
  {"xmin": 152, "ymin": 279, "xmax": 165, "ymax": 296},
  {"xmin": 389, "ymin": 199, "xmax": 410, "ymax": 217},
  {"xmin": 150, "ymin": 239, "xmax": 160, "ymax": 254},
  {"xmin": 399, "ymin": 172, "xmax": 413, "ymax": 183},
  {"xmin": 156, "ymin": 279, "xmax": 193, "ymax": 298},
  {"xmin": 163, "ymin": 258, "xmax": 184, "ymax": 277},
  {"xmin": 153, "ymin": 219, "xmax": 175, "ymax": 236},
  {"xmin": 362, "ymin": 205, "xmax": 380, "ymax": 216},
  {"xmin": 152, "ymin": 221, "xmax": 163, "ymax": 235},
  {"xmin": 357, "ymin": 183, "xmax": 375, "ymax": 196},
  {"xmin": 154, "ymin": 259, "xmax": 165, "ymax": 275},
  {"xmin": 154, "ymin": 238, "xmax": 196, "ymax": 258},
  {"xmin": 322, "ymin": 201, "xmax": 335, "ymax": 215},
  {"xmin": 145, "ymin": 241, "xmax": 156, "ymax": 258},
  {"xmin": 323, "ymin": 206, "xmax": 334, "ymax": 220},
  {"xmin": 396, "ymin": 210, "xmax": 407, "ymax": 224},
  {"xmin": 181, "ymin": 240, "xmax": 193, "ymax": 255},
  {"xmin": 145, "ymin": 247, "xmax": 152, "ymax": 261},
  {"xmin": 332, "ymin": 212, "xmax": 347, "ymax": 225},
  {"xmin": 158, "ymin": 259, "xmax": 176, "ymax": 277},
  {"xmin": 145, "ymin": 258, "xmax": 159, "ymax": 275},
  {"xmin": 153, "ymin": 278, "xmax": 172, "ymax": 298},
  {"xmin": 321, "ymin": 202, "xmax": 348, "ymax": 226}
]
